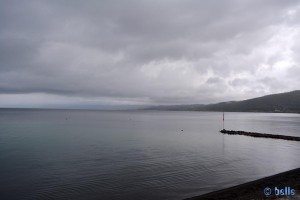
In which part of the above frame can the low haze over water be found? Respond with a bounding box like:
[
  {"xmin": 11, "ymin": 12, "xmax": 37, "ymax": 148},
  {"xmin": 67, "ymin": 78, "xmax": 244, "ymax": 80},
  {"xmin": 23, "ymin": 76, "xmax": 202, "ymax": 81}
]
[{"xmin": 0, "ymin": 109, "xmax": 300, "ymax": 200}]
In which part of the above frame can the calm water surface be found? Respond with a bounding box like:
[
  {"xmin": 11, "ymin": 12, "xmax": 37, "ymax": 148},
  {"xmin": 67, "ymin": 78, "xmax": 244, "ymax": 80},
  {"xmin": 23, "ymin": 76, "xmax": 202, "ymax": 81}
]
[{"xmin": 0, "ymin": 109, "xmax": 300, "ymax": 200}]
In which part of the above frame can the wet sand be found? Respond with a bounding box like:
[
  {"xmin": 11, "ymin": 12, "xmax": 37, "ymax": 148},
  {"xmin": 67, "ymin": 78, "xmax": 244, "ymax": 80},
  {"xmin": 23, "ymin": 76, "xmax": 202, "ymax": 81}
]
[{"xmin": 184, "ymin": 168, "xmax": 300, "ymax": 200}]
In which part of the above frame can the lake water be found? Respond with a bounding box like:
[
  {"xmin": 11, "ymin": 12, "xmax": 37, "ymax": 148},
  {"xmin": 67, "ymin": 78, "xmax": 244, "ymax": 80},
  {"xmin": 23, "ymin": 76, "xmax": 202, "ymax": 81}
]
[{"xmin": 0, "ymin": 109, "xmax": 300, "ymax": 200}]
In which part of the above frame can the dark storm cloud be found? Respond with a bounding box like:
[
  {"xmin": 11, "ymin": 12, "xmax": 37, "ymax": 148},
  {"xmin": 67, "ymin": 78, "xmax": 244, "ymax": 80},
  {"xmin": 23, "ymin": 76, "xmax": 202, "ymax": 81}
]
[{"xmin": 1, "ymin": 0, "xmax": 300, "ymax": 107}]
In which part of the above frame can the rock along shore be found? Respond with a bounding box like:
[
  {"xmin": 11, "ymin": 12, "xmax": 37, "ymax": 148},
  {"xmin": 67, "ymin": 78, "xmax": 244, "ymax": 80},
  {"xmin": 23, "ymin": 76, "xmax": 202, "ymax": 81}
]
[{"xmin": 220, "ymin": 129, "xmax": 300, "ymax": 141}]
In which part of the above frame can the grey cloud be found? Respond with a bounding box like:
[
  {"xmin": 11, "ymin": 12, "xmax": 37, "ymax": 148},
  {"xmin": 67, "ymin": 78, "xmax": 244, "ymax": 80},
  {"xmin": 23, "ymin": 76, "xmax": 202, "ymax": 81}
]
[
  {"xmin": 229, "ymin": 78, "xmax": 249, "ymax": 87},
  {"xmin": 206, "ymin": 77, "xmax": 224, "ymax": 85},
  {"xmin": 1, "ymin": 0, "xmax": 300, "ymax": 107}
]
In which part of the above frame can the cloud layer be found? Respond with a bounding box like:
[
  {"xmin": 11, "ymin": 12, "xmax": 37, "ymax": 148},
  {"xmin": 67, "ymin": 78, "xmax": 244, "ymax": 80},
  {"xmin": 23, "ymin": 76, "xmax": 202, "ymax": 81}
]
[{"xmin": 1, "ymin": 0, "xmax": 300, "ymax": 107}]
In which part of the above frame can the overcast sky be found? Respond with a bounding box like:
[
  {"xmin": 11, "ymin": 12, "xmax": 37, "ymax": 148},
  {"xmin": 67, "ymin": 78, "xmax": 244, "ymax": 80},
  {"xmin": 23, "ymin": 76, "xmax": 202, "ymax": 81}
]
[{"xmin": 1, "ymin": 0, "xmax": 300, "ymax": 108}]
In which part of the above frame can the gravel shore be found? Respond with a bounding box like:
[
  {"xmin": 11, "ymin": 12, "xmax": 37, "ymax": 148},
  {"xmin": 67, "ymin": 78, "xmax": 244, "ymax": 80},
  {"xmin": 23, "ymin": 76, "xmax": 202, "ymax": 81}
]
[{"xmin": 184, "ymin": 168, "xmax": 300, "ymax": 200}]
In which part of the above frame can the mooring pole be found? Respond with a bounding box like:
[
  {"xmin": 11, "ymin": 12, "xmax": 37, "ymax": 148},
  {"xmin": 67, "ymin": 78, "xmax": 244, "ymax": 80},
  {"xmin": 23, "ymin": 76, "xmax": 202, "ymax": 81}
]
[{"xmin": 222, "ymin": 112, "xmax": 224, "ymax": 130}]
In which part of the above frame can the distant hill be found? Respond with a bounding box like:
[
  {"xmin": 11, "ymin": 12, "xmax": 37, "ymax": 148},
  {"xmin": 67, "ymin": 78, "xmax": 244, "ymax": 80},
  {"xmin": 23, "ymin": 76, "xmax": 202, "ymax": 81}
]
[{"xmin": 146, "ymin": 90, "xmax": 300, "ymax": 113}]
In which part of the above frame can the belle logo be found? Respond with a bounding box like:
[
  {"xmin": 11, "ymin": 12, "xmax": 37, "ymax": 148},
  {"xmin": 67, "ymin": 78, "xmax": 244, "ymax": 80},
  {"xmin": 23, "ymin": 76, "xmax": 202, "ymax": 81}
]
[
  {"xmin": 264, "ymin": 186, "xmax": 296, "ymax": 196},
  {"xmin": 274, "ymin": 187, "xmax": 295, "ymax": 196}
]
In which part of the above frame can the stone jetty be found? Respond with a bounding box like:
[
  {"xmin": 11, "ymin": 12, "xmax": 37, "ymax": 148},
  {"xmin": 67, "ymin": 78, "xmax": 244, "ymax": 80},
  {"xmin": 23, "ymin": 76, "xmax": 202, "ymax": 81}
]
[{"xmin": 220, "ymin": 129, "xmax": 300, "ymax": 141}]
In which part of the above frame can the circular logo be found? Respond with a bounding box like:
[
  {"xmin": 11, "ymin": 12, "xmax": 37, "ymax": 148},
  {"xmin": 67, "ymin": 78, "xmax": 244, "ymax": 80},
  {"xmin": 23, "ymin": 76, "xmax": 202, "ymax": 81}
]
[{"xmin": 264, "ymin": 187, "xmax": 272, "ymax": 196}]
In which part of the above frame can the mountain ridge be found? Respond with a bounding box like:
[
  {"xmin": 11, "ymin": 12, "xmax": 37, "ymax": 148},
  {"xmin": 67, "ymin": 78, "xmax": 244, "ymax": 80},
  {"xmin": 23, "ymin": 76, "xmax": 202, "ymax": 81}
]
[{"xmin": 146, "ymin": 90, "xmax": 300, "ymax": 113}]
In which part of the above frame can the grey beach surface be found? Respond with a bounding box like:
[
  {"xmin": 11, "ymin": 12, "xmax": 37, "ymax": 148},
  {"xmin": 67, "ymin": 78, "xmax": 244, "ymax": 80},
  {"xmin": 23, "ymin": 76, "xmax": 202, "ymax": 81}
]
[{"xmin": 184, "ymin": 168, "xmax": 300, "ymax": 200}]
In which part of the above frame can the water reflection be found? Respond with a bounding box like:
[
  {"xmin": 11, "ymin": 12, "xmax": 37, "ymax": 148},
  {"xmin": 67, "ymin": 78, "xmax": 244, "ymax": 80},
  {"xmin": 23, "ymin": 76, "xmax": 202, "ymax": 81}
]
[{"xmin": 0, "ymin": 110, "xmax": 299, "ymax": 200}]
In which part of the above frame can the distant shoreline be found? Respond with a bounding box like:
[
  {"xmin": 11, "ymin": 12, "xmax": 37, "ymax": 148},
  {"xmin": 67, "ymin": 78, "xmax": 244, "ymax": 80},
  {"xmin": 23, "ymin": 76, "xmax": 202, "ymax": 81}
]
[
  {"xmin": 143, "ymin": 108, "xmax": 300, "ymax": 114},
  {"xmin": 145, "ymin": 90, "xmax": 300, "ymax": 113},
  {"xmin": 184, "ymin": 168, "xmax": 300, "ymax": 200},
  {"xmin": 0, "ymin": 107, "xmax": 300, "ymax": 114}
]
